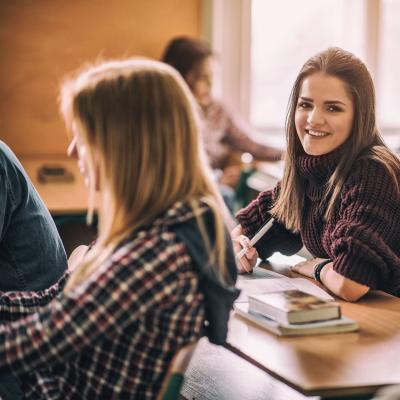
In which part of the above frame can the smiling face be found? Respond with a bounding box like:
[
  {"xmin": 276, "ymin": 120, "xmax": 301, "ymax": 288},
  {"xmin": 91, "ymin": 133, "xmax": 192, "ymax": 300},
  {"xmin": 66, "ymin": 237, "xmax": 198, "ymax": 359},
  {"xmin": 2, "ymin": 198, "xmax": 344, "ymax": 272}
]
[{"xmin": 295, "ymin": 72, "xmax": 354, "ymax": 156}]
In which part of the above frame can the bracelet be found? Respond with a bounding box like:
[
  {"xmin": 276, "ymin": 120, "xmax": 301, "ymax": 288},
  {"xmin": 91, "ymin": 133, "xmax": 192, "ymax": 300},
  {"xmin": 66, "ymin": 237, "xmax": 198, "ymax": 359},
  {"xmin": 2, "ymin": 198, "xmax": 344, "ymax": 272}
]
[{"xmin": 313, "ymin": 259, "xmax": 332, "ymax": 283}]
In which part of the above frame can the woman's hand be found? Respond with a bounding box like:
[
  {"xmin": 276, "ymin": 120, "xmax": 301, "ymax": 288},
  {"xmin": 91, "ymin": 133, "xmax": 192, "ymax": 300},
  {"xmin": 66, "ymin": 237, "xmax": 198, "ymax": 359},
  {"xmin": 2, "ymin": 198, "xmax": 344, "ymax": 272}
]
[
  {"xmin": 291, "ymin": 258, "xmax": 325, "ymax": 278},
  {"xmin": 291, "ymin": 258, "xmax": 370, "ymax": 301},
  {"xmin": 231, "ymin": 225, "xmax": 258, "ymax": 273}
]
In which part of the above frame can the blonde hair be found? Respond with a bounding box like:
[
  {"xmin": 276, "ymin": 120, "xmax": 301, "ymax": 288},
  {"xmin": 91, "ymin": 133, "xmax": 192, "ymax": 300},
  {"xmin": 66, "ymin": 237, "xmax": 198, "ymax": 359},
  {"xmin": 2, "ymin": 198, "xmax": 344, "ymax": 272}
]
[
  {"xmin": 60, "ymin": 58, "xmax": 232, "ymax": 289},
  {"xmin": 271, "ymin": 47, "xmax": 400, "ymax": 232}
]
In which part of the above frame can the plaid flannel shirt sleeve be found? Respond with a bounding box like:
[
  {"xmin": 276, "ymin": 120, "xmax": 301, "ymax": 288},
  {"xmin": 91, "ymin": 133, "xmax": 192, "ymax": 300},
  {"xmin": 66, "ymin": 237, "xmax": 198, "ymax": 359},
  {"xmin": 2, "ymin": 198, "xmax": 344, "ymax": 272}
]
[
  {"xmin": 0, "ymin": 236, "xmax": 185, "ymax": 375},
  {"xmin": 0, "ymin": 271, "xmax": 69, "ymax": 322}
]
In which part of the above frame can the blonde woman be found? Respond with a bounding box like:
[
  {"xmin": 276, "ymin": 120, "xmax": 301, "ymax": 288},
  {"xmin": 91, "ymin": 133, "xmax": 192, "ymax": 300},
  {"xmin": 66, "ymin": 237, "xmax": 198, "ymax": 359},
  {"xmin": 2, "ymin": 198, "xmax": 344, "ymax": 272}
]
[
  {"xmin": 234, "ymin": 48, "xmax": 400, "ymax": 302},
  {"xmin": 0, "ymin": 59, "xmax": 238, "ymax": 398}
]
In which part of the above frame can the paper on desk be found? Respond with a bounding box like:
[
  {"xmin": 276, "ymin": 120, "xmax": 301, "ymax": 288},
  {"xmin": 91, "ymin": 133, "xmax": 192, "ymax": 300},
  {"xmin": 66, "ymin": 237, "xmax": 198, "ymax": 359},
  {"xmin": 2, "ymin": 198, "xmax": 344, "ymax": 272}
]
[{"xmin": 235, "ymin": 277, "xmax": 334, "ymax": 303}]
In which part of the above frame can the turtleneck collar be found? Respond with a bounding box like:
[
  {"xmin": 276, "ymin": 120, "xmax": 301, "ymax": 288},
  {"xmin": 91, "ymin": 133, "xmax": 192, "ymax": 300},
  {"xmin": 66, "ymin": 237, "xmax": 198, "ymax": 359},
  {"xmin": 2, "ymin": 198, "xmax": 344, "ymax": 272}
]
[
  {"xmin": 296, "ymin": 144, "xmax": 345, "ymax": 200},
  {"xmin": 296, "ymin": 145, "xmax": 345, "ymax": 183}
]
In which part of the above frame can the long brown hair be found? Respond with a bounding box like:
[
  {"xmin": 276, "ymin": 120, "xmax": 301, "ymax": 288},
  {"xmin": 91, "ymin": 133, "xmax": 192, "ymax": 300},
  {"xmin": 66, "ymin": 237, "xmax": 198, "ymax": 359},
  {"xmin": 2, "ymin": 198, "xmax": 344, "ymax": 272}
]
[
  {"xmin": 60, "ymin": 58, "xmax": 231, "ymax": 289},
  {"xmin": 161, "ymin": 36, "xmax": 212, "ymax": 79},
  {"xmin": 271, "ymin": 47, "xmax": 400, "ymax": 231}
]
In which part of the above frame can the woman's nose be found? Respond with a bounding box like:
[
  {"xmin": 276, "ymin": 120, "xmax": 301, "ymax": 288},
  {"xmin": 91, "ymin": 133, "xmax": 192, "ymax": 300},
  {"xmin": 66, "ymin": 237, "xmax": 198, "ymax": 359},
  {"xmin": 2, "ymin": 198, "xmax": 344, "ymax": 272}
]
[{"xmin": 307, "ymin": 107, "xmax": 325, "ymax": 126}]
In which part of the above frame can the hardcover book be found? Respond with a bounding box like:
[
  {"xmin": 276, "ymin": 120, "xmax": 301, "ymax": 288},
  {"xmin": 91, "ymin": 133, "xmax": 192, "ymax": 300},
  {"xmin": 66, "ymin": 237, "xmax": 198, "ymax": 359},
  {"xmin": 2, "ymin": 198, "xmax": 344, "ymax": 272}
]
[
  {"xmin": 248, "ymin": 289, "xmax": 341, "ymax": 324},
  {"xmin": 235, "ymin": 303, "xmax": 358, "ymax": 337}
]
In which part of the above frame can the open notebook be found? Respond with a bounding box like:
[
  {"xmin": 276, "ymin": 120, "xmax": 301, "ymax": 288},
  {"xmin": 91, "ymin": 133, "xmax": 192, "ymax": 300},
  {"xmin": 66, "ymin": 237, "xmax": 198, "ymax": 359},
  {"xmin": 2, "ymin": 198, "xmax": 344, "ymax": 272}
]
[
  {"xmin": 234, "ymin": 259, "xmax": 358, "ymax": 336},
  {"xmin": 236, "ymin": 266, "xmax": 334, "ymax": 303}
]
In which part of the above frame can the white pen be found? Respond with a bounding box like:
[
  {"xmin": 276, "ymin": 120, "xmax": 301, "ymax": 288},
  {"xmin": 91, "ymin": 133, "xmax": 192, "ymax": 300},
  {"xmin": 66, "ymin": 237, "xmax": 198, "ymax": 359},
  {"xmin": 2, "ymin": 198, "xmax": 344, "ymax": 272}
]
[{"xmin": 235, "ymin": 218, "xmax": 275, "ymax": 260}]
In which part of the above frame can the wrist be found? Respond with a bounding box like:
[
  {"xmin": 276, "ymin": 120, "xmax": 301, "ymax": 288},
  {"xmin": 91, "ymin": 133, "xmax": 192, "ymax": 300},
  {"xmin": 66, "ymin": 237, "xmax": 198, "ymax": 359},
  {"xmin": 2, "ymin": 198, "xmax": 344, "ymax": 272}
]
[{"xmin": 314, "ymin": 259, "xmax": 332, "ymax": 283}]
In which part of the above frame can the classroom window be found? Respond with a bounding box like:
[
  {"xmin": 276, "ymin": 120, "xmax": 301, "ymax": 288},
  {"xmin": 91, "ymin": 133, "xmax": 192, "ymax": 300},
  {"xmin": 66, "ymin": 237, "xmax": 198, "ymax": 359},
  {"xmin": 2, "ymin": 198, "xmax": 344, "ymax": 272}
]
[
  {"xmin": 378, "ymin": 0, "xmax": 400, "ymax": 129},
  {"xmin": 250, "ymin": 0, "xmax": 366, "ymax": 129},
  {"xmin": 250, "ymin": 0, "xmax": 400, "ymax": 141}
]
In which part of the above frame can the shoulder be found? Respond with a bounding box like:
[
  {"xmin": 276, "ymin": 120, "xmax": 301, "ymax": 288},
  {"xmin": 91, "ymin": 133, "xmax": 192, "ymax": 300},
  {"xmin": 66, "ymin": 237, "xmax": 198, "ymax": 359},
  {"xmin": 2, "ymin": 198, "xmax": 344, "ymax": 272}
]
[
  {"xmin": 345, "ymin": 156, "xmax": 397, "ymax": 188},
  {"xmin": 81, "ymin": 229, "xmax": 194, "ymax": 308},
  {"xmin": 0, "ymin": 141, "xmax": 25, "ymax": 181},
  {"xmin": 207, "ymin": 99, "xmax": 226, "ymax": 113},
  {"xmin": 0, "ymin": 141, "xmax": 17, "ymax": 167},
  {"xmin": 0, "ymin": 142, "xmax": 33, "ymax": 204},
  {"xmin": 117, "ymin": 228, "xmax": 189, "ymax": 274},
  {"xmin": 202, "ymin": 99, "xmax": 229, "ymax": 121},
  {"xmin": 107, "ymin": 208, "xmax": 207, "ymax": 282},
  {"xmin": 0, "ymin": 142, "xmax": 10, "ymax": 175},
  {"xmin": 0, "ymin": 142, "xmax": 17, "ymax": 191},
  {"xmin": 341, "ymin": 156, "xmax": 400, "ymax": 205}
]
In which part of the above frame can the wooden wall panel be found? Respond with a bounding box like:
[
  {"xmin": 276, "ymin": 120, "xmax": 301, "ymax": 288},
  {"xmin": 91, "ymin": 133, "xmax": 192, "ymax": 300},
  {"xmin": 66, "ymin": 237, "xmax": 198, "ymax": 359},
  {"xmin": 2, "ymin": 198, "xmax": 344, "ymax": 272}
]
[{"xmin": 0, "ymin": 0, "xmax": 201, "ymax": 156}]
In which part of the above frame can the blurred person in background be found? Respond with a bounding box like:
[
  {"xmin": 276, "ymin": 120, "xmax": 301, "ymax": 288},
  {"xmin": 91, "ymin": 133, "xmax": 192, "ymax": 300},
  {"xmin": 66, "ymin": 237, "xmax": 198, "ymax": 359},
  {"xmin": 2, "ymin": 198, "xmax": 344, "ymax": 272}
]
[{"xmin": 162, "ymin": 37, "xmax": 283, "ymax": 211}]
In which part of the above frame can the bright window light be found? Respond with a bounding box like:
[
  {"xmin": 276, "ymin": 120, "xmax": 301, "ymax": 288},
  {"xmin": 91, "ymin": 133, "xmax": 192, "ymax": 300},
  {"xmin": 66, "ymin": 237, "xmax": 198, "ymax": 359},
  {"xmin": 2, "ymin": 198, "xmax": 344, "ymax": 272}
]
[
  {"xmin": 250, "ymin": 0, "xmax": 366, "ymax": 129},
  {"xmin": 378, "ymin": 0, "xmax": 400, "ymax": 128}
]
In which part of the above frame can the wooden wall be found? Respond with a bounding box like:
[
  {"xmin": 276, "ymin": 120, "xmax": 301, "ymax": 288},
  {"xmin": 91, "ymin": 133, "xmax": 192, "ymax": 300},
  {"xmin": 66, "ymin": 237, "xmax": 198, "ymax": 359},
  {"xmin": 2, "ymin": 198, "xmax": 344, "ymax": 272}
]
[{"xmin": 0, "ymin": 0, "xmax": 201, "ymax": 156}]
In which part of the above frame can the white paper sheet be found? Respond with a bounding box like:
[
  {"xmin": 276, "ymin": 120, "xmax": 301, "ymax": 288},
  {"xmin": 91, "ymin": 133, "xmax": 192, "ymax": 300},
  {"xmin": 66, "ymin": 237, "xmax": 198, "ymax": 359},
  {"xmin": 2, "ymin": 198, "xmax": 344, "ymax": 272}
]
[{"xmin": 235, "ymin": 277, "xmax": 334, "ymax": 303}]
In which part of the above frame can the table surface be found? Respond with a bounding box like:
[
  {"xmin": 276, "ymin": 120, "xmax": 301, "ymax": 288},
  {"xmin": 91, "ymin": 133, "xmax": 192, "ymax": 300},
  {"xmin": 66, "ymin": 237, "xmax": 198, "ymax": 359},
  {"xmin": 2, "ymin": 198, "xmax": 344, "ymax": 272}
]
[
  {"xmin": 227, "ymin": 259, "xmax": 400, "ymax": 398},
  {"xmin": 21, "ymin": 156, "xmax": 98, "ymax": 215}
]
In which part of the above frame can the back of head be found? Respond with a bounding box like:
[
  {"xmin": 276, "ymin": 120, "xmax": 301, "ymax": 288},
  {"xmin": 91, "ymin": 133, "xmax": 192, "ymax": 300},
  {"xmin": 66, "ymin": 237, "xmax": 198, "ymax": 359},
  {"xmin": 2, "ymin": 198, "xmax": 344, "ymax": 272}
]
[
  {"xmin": 60, "ymin": 58, "xmax": 231, "ymax": 288},
  {"xmin": 162, "ymin": 36, "xmax": 212, "ymax": 79},
  {"xmin": 61, "ymin": 58, "xmax": 215, "ymax": 243}
]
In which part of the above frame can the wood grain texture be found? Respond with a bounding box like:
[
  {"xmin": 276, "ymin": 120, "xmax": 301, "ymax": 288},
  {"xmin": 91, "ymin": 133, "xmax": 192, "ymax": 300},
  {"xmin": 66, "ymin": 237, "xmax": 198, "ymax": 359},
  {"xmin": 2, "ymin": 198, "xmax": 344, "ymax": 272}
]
[
  {"xmin": 228, "ymin": 262, "xmax": 400, "ymax": 398},
  {"xmin": 0, "ymin": 0, "xmax": 200, "ymax": 156}
]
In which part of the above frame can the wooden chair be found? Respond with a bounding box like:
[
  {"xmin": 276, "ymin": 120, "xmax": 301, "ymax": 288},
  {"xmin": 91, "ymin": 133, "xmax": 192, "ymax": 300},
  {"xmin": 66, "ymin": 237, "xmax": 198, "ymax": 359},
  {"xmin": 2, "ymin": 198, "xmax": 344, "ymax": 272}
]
[{"xmin": 157, "ymin": 342, "xmax": 198, "ymax": 400}]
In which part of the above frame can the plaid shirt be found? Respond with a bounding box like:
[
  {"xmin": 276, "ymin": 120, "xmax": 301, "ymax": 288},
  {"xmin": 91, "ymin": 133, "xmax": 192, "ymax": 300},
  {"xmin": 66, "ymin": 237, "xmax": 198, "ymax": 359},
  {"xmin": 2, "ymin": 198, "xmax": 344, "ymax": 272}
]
[{"xmin": 0, "ymin": 201, "xmax": 210, "ymax": 399}]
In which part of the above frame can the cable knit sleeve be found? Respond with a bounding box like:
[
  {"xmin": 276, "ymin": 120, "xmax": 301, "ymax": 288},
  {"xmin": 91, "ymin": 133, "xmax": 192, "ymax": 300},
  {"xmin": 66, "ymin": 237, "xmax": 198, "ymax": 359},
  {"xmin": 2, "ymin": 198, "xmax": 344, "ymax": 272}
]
[
  {"xmin": 236, "ymin": 184, "xmax": 303, "ymax": 259},
  {"xmin": 330, "ymin": 159, "xmax": 400, "ymax": 292}
]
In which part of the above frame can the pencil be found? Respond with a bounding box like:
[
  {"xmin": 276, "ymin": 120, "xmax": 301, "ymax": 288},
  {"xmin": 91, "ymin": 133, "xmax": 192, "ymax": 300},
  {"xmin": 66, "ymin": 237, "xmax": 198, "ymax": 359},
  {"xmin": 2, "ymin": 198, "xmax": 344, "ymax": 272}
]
[{"xmin": 235, "ymin": 218, "xmax": 275, "ymax": 260}]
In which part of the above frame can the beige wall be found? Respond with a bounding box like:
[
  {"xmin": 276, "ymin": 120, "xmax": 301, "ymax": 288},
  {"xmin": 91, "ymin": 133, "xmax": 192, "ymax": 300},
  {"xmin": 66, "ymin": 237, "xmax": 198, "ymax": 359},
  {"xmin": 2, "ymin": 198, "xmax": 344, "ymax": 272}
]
[{"xmin": 0, "ymin": 0, "xmax": 201, "ymax": 156}]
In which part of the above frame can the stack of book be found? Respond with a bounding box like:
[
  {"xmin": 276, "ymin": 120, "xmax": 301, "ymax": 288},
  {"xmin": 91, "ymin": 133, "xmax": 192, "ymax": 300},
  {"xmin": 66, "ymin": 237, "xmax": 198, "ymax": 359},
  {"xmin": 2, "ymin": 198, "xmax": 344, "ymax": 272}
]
[{"xmin": 235, "ymin": 289, "xmax": 358, "ymax": 336}]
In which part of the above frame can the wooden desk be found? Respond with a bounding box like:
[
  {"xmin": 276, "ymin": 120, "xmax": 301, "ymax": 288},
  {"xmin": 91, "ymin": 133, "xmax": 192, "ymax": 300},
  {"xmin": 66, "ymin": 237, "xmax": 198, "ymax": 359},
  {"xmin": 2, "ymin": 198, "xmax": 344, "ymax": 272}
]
[
  {"xmin": 21, "ymin": 156, "xmax": 95, "ymax": 215},
  {"xmin": 227, "ymin": 261, "xmax": 400, "ymax": 399}
]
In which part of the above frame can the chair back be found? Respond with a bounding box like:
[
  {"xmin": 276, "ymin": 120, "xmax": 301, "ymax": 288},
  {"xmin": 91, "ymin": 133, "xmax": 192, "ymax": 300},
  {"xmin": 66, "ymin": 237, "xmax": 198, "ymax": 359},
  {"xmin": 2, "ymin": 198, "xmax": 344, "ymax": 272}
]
[{"xmin": 157, "ymin": 342, "xmax": 198, "ymax": 400}]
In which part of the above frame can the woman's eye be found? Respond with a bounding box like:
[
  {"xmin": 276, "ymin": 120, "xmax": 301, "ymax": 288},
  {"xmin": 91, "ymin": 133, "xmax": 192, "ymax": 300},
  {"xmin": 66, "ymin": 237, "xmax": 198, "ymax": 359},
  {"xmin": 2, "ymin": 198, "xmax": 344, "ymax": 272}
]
[
  {"xmin": 327, "ymin": 105, "xmax": 343, "ymax": 112},
  {"xmin": 298, "ymin": 102, "xmax": 311, "ymax": 109}
]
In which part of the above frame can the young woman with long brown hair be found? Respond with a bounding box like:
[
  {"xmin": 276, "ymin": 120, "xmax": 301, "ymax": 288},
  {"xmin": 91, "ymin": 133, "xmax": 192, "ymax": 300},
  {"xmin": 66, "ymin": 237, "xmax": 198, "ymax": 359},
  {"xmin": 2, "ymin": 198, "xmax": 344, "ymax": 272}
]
[
  {"xmin": 0, "ymin": 58, "xmax": 238, "ymax": 398},
  {"xmin": 233, "ymin": 47, "xmax": 400, "ymax": 302}
]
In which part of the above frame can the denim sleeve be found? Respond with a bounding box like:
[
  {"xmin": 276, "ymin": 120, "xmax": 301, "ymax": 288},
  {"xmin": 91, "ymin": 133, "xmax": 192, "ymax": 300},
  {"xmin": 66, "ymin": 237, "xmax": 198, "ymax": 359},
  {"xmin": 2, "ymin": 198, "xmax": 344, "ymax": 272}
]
[
  {"xmin": 0, "ymin": 143, "xmax": 67, "ymax": 292},
  {"xmin": 0, "ymin": 272, "xmax": 69, "ymax": 322},
  {"xmin": 0, "ymin": 166, "xmax": 15, "ymax": 244}
]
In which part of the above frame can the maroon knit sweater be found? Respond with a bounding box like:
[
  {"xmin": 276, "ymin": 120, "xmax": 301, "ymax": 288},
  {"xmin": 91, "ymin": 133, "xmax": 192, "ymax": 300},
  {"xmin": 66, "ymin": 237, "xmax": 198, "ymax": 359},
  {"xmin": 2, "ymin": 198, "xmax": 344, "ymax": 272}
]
[{"xmin": 236, "ymin": 148, "xmax": 400, "ymax": 296}]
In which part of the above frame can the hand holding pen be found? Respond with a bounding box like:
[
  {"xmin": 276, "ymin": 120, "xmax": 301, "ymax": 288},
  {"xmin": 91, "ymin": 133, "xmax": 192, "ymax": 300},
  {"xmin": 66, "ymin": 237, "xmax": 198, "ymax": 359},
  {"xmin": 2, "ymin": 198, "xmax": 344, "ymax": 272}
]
[{"xmin": 232, "ymin": 218, "xmax": 275, "ymax": 273}]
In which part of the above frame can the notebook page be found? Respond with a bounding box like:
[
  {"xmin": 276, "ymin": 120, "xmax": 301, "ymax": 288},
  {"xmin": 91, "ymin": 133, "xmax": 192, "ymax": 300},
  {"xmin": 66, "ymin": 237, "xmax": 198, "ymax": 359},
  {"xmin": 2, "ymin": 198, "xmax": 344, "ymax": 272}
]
[{"xmin": 236, "ymin": 277, "xmax": 334, "ymax": 303}]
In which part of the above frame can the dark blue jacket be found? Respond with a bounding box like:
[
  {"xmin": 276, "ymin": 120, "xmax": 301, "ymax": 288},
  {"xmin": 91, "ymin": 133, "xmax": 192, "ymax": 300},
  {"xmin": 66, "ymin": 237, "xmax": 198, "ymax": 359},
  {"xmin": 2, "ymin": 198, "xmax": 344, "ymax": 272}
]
[{"xmin": 0, "ymin": 141, "xmax": 67, "ymax": 292}]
